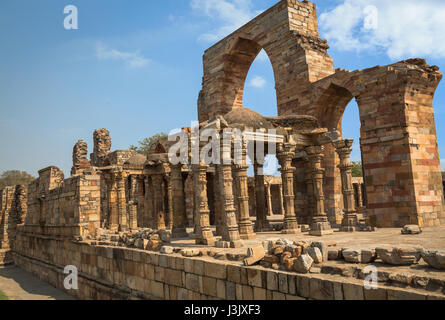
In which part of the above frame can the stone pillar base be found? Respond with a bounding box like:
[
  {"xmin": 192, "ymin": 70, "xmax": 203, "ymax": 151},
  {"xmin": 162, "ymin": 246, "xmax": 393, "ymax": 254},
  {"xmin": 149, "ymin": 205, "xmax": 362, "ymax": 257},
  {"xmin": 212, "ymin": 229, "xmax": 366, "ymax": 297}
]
[
  {"xmin": 341, "ymin": 213, "xmax": 359, "ymax": 232},
  {"xmin": 310, "ymin": 216, "xmax": 333, "ymax": 236},
  {"xmin": 196, "ymin": 234, "xmax": 215, "ymax": 246},
  {"xmin": 239, "ymin": 223, "xmax": 256, "ymax": 240},
  {"xmin": 171, "ymin": 227, "xmax": 189, "ymax": 238},
  {"xmin": 282, "ymin": 219, "xmax": 301, "ymax": 234}
]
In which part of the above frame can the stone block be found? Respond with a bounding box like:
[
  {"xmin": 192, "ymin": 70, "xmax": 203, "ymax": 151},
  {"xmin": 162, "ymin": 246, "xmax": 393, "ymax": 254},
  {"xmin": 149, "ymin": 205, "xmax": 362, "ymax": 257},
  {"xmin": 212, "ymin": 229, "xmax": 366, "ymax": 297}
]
[
  {"xmin": 204, "ymin": 261, "xmax": 227, "ymax": 279},
  {"xmin": 247, "ymin": 268, "xmax": 263, "ymax": 287},
  {"xmin": 244, "ymin": 246, "xmax": 266, "ymax": 266},
  {"xmin": 343, "ymin": 282, "xmax": 364, "ymax": 300},
  {"xmin": 227, "ymin": 265, "xmax": 241, "ymax": 283},
  {"xmin": 253, "ymin": 287, "xmax": 266, "ymax": 300},
  {"xmin": 202, "ymin": 276, "xmax": 217, "ymax": 297},
  {"xmin": 278, "ymin": 273, "xmax": 288, "ymax": 294},
  {"xmin": 242, "ymin": 285, "xmax": 253, "ymax": 300},
  {"xmin": 267, "ymin": 271, "xmax": 278, "ymax": 291}
]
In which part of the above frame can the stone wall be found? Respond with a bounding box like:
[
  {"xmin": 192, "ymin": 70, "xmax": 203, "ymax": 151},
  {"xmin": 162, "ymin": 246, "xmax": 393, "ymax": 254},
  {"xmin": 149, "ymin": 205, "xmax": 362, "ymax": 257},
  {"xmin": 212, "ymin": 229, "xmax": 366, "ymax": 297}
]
[
  {"xmin": 24, "ymin": 167, "xmax": 100, "ymax": 238},
  {"xmin": 12, "ymin": 233, "xmax": 445, "ymax": 300}
]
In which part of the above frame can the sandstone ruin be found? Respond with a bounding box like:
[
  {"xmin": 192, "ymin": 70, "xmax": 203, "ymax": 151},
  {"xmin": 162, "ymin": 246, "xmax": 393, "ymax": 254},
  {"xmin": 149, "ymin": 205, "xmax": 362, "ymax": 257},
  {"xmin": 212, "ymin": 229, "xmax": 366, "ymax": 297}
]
[{"xmin": 1, "ymin": 0, "xmax": 444, "ymax": 300}]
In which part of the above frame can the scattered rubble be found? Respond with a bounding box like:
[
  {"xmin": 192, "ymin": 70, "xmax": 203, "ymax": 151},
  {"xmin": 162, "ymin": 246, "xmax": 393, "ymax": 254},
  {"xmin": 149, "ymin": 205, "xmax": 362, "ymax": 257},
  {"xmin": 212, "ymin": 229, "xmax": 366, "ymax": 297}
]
[
  {"xmin": 376, "ymin": 247, "xmax": 422, "ymax": 266},
  {"xmin": 402, "ymin": 225, "xmax": 422, "ymax": 235},
  {"xmin": 342, "ymin": 246, "xmax": 377, "ymax": 264},
  {"xmin": 420, "ymin": 249, "xmax": 445, "ymax": 270}
]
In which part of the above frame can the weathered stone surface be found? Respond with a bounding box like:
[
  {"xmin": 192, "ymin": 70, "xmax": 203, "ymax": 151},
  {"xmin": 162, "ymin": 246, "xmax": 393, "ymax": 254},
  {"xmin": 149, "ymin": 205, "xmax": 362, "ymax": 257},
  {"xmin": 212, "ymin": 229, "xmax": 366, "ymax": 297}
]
[
  {"xmin": 328, "ymin": 249, "xmax": 341, "ymax": 260},
  {"xmin": 160, "ymin": 246, "xmax": 174, "ymax": 254},
  {"xmin": 376, "ymin": 247, "xmax": 421, "ymax": 266},
  {"xmin": 342, "ymin": 246, "xmax": 377, "ymax": 264},
  {"xmin": 294, "ymin": 254, "xmax": 314, "ymax": 273},
  {"xmin": 304, "ymin": 247, "xmax": 323, "ymax": 264},
  {"xmin": 311, "ymin": 242, "xmax": 328, "ymax": 262},
  {"xmin": 159, "ymin": 230, "xmax": 172, "ymax": 243},
  {"xmin": 181, "ymin": 249, "xmax": 201, "ymax": 257},
  {"xmin": 420, "ymin": 249, "xmax": 445, "ymax": 270},
  {"xmin": 402, "ymin": 225, "xmax": 422, "ymax": 235},
  {"xmin": 244, "ymin": 246, "xmax": 265, "ymax": 266}
]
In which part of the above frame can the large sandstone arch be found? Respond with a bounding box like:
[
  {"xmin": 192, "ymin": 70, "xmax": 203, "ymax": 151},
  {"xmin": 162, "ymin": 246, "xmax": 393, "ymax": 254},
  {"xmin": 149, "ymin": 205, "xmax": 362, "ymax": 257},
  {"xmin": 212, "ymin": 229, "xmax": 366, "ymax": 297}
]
[
  {"xmin": 197, "ymin": 0, "xmax": 444, "ymax": 228},
  {"xmin": 198, "ymin": 0, "xmax": 334, "ymax": 122}
]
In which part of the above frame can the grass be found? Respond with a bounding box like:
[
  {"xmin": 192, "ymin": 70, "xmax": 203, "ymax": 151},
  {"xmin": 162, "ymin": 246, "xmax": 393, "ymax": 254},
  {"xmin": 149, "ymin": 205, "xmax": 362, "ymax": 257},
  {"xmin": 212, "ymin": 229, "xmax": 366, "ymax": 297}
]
[{"xmin": 0, "ymin": 289, "xmax": 8, "ymax": 300}]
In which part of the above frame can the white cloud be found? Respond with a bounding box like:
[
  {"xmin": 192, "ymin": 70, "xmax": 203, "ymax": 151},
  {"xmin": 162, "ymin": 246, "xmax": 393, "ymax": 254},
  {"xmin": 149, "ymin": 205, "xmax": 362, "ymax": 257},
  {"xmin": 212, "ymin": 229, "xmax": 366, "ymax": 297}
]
[
  {"xmin": 95, "ymin": 43, "xmax": 149, "ymax": 68},
  {"xmin": 191, "ymin": 0, "xmax": 263, "ymax": 43},
  {"xmin": 249, "ymin": 75, "xmax": 266, "ymax": 88},
  {"xmin": 319, "ymin": 0, "xmax": 445, "ymax": 60},
  {"xmin": 441, "ymin": 159, "xmax": 445, "ymax": 171}
]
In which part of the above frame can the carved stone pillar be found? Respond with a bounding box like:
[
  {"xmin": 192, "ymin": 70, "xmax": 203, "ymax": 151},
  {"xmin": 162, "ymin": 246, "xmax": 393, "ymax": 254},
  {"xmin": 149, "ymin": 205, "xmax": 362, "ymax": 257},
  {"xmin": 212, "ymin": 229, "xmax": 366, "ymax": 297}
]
[
  {"xmin": 334, "ymin": 139, "xmax": 359, "ymax": 232},
  {"xmin": 193, "ymin": 163, "xmax": 215, "ymax": 246},
  {"xmin": 279, "ymin": 184, "xmax": 285, "ymax": 215},
  {"xmin": 114, "ymin": 170, "xmax": 129, "ymax": 232},
  {"xmin": 219, "ymin": 138, "xmax": 243, "ymax": 248},
  {"xmin": 213, "ymin": 168, "xmax": 224, "ymax": 236},
  {"xmin": 152, "ymin": 174, "xmax": 166, "ymax": 230},
  {"xmin": 144, "ymin": 176, "xmax": 154, "ymax": 228},
  {"xmin": 266, "ymin": 183, "xmax": 273, "ymax": 216},
  {"xmin": 277, "ymin": 143, "xmax": 300, "ymax": 234},
  {"xmin": 306, "ymin": 146, "xmax": 333, "ymax": 236},
  {"xmin": 305, "ymin": 159, "xmax": 315, "ymax": 225},
  {"xmin": 127, "ymin": 175, "xmax": 138, "ymax": 230},
  {"xmin": 107, "ymin": 174, "xmax": 119, "ymax": 232},
  {"xmin": 165, "ymin": 173, "xmax": 174, "ymax": 230},
  {"xmin": 171, "ymin": 165, "xmax": 188, "ymax": 238},
  {"xmin": 254, "ymin": 162, "xmax": 271, "ymax": 232},
  {"xmin": 232, "ymin": 144, "xmax": 256, "ymax": 240}
]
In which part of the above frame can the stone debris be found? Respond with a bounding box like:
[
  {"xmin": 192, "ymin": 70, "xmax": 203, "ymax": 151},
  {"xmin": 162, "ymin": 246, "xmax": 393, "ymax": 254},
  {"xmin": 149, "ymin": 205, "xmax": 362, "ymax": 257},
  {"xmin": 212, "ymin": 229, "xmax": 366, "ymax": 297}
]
[
  {"xmin": 376, "ymin": 247, "xmax": 422, "ymax": 266},
  {"xmin": 294, "ymin": 254, "xmax": 314, "ymax": 273},
  {"xmin": 402, "ymin": 225, "xmax": 422, "ymax": 235},
  {"xmin": 304, "ymin": 247, "xmax": 323, "ymax": 264},
  {"xmin": 420, "ymin": 249, "xmax": 445, "ymax": 270},
  {"xmin": 342, "ymin": 246, "xmax": 377, "ymax": 264},
  {"xmin": 328, "ymin": 248, "xmax": 342, "ymax": 261},
  {"xmin": 160, "ymin": 246, "xmax": 174, "ymax": 254},
  {"xmin": 243, "ymin": 246, "xmax": 266, "ymax": 266},
  {"xmin": 159, "ymin": 229, "xmax": 172, "ymax": 243},
  {"xmin": 311, "ymin": 241, "xmax": 328, "ymax": 262},
  {"xmin": 181, "ymin": 249, "xmax": 202, "ymax": 257}
]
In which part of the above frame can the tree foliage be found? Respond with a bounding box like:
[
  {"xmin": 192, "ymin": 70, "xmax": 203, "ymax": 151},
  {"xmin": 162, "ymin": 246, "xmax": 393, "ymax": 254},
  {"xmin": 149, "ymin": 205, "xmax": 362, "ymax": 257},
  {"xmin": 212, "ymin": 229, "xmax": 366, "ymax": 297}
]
[
  {"xmin": 130, "ymin": 133, "xmax": 168, "ymax": 156},
  {"xmin": 0, "ymin": 170, "xmax": 36, "ymax": 189},
  {"xmin": 352, "ymin": 161, "xmax": 363, "ymax": 177}
]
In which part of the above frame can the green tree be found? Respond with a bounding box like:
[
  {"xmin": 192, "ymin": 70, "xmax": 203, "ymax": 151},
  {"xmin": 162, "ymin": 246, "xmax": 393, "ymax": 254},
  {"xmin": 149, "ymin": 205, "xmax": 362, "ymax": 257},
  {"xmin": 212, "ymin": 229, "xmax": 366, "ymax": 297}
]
[
  {"xmin": 352, "ymin": 161, "xmax": 363, "ymax": 178},
  {"xmin": 130, "ymin": 133, "xmax": 168, "ymax": 156},
  {"xmin": 0, "ymin": 170, "xmax": 35, "ymax": 189}
]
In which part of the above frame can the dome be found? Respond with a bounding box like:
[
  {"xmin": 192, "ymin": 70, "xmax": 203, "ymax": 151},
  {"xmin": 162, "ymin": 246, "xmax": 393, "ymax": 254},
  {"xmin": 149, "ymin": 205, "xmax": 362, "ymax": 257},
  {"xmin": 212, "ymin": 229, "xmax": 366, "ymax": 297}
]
[
  {"xmin": 223, "ymin": 107, "xmax": 274, "ymax": 130},
  {"xmin": 124, "ymin": 153, "xmax": 147, "ymax": 167}
]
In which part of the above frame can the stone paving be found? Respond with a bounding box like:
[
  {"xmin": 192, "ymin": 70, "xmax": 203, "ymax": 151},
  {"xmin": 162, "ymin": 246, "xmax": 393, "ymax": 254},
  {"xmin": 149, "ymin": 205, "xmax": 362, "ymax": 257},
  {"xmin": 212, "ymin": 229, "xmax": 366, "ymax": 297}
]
[{"xmin": 0, "ymin": 266, "xmax": 75, "ymax": 300}]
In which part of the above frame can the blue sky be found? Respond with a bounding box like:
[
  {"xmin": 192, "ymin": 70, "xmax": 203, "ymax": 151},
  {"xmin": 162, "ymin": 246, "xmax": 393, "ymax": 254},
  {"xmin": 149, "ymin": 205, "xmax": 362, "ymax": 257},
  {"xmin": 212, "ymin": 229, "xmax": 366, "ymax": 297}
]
[{"xmin": 1, "ymin": 0, "xmax": 445, "ymax": 176}]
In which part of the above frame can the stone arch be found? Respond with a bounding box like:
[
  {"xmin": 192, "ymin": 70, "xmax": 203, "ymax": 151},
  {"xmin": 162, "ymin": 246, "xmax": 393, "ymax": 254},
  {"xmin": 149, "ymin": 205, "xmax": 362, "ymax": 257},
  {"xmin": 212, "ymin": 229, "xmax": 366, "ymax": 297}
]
[
  {"xmin": 198, "ymin": 0, "xmax": 335, "ymax": 122},
  {"xmin": 313, "ymin": 83, "xmax": 361, "ymax": 224}
]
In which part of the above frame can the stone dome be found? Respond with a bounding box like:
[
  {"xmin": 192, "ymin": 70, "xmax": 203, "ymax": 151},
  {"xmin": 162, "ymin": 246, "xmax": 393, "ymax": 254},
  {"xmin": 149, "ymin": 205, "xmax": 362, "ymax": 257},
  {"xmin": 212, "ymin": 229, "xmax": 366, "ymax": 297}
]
[
  {"xmin": 223, "ymin": 107, "xmax": 274, "ymax": 130},
  {"xmin": 124, "ymin": 153, "xmax": 147, "ymax": 167}
]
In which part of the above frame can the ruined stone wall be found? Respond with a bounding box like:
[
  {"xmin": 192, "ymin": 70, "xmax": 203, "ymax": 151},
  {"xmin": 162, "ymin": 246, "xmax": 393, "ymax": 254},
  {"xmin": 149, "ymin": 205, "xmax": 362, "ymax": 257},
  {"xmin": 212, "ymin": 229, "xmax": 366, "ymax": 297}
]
[
  {"xmin": 0, "ymin": 185, "xmax": 28, "ymax": 249},
  {"xmin": 0, "ymin": 187, "xmax": 16, "ymax": 249},
  {"xmin": 25, "ymin": 168, "xmax": 101, "ymax": 238},
  {"xmin": 12, "ymin": 233, "xmax": 445, "ymax": 300}
]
